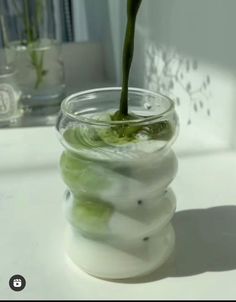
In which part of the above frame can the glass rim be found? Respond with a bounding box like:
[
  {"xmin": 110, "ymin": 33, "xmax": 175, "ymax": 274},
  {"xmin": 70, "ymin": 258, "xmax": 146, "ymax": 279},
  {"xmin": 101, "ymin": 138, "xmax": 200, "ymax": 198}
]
[{"xmin": 61, "ymin": 87, "xmax": 175, "ymax": 126}]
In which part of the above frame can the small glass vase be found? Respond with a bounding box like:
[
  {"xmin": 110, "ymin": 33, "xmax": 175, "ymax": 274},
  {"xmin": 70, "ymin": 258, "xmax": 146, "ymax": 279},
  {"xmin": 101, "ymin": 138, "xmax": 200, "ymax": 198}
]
[
  {"xmin": 0, "ymin": 48, "xmax": 22, "ymax": 126},
  {"xmin": 4, "ymin": 0, "xmax": 65, "ymax": 110},
  {"xmin": 56, "ymin": 87, "xmax": 179, "ymax": 279},
  {"xmin": 14, "ymin": 39, "xmax": 65, "ymax": 109}
]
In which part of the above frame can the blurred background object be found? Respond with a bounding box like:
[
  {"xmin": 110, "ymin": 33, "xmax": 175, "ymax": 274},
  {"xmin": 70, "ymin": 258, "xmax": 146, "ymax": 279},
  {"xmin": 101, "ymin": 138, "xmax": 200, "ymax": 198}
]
[
  {"xmin": 1, "ymin": 0, "xmax": 66, "ymax": 113},
  {"xmin": 0, "ymin": 0, "xmax": 118, "ymax": 126},
  {"xmin": 0, "ymin": 2, "xmax": 22, "ymax": 126}
]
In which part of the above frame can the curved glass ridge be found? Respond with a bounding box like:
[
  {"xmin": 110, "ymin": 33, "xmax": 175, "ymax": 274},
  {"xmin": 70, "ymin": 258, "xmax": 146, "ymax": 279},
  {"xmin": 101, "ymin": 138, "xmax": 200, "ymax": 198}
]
[{"xmin": 56, "ymin": 87, "xmax": 179, "ymax": 162}]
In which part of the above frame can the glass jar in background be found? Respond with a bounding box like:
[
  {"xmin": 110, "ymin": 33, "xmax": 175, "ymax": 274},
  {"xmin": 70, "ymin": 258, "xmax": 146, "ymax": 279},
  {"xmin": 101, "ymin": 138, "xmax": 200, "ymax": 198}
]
[
  {"xmin": 0, "ymin": 12, "xmax": 22, "ymax": 125},
  {"xmin": 14, "ymin": 39, "xmax": 65, "ymax": 109},
  {"xmin": 3, "ymin": 0, "xmax": 65, "ymax": 111}
]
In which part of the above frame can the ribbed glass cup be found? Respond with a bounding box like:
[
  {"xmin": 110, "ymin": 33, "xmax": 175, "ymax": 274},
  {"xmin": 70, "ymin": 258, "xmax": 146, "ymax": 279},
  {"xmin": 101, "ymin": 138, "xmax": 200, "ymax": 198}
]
[{"xmin": 56, "ymin": 87, "xmax": 179, "ymax": 279}]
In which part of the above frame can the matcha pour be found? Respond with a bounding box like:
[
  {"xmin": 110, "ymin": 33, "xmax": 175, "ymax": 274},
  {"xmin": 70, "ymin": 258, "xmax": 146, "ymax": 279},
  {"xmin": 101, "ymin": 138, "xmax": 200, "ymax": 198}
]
[
  {"xmin": 62, "ymin": 0, "xmax": 172, "ymax": 143},
  {"xmin": 114, "ymin": 0, "xmax": 142, "ymax": 120}
]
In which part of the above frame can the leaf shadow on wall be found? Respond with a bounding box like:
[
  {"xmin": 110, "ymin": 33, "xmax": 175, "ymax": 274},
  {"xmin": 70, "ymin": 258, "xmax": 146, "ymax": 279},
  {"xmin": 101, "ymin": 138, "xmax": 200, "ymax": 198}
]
[{"xmin": 115, "ymin": 206, "xmax": 236, "ymax": 283}]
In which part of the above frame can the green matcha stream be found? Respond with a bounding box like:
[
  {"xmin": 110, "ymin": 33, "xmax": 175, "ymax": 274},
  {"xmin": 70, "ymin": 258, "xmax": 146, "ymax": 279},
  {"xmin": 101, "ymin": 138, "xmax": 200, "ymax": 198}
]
[
  {"xmin": 63, "ymin": 0, "xmax": 173, "ymax": 149},
  {"xmin": 110, "ymin": 0, "xmax": 172, "ymax": 140},
  {"xmin": 114, "ymin": 0, "xmax": 142, "ymax": 120}
]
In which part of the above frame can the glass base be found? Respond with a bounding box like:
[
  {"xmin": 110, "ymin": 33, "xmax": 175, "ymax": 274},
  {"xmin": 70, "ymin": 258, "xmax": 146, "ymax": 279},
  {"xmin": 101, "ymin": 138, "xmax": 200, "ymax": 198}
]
[
  {"xmin": 21, "ymin": 89, "xmax": 66, "ymax": 109},
  {"xmin": 64, "ymin": 187, "xmax": 177, "ymax": 280},
  {"xmin": 65, "ymin": 223, "xmax": 175, "ymax": 280},
  {"xmin": 0, "ymin": 108, "xmax": 23, "ymax": 127}
]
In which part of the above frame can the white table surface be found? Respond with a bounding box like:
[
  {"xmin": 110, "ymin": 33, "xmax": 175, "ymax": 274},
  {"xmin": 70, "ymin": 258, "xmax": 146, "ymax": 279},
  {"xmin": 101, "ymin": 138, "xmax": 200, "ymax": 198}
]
[{"xmin": 1, "ymin": 126, "xmax": 236, "ymax": 300}]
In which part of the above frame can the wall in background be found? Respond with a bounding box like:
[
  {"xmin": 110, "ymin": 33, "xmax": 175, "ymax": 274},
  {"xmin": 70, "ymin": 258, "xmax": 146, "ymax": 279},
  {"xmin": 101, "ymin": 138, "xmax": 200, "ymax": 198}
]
[{"xmin": 125, "ymin": 0, "xmax": 236, "ymax": 154}]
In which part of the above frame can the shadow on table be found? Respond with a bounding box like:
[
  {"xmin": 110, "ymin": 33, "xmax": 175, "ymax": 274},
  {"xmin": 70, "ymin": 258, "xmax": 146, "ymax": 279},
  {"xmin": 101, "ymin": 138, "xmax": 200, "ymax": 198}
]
[{"xmin": 114, "ymin": 205, "xmax": 236, "ymax": 283}]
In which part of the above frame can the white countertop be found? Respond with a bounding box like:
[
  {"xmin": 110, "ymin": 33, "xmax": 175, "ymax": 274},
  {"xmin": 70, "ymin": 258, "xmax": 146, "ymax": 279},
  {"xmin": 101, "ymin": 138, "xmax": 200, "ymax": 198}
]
[{"xmin": 1, "ymin": 126, "xmax": 236, "ymax": 300}]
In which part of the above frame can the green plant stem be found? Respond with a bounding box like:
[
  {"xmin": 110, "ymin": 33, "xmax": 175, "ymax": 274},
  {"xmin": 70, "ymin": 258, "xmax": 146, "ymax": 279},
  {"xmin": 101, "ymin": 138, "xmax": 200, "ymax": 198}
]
[
  {"xmin": 12, "ymin": 0, "xmax": 22, "ymax": 16},
  {"xmin": 23, "ymin": 0, "xmax": 32, "ymax": 42},
  {"xmin": 36, "ymin": 0, "xmax": 43, "ymax": 34},
  {"xmin": 119, "ymin": 0, "xmax": 142, "ymax": 118},
  {"xmin": 0, "ymin": 15, "xmax": 9, "ymax": 48},
  {"xmin": 22, "ymin": 0, "xmax": 46, "ymax": 89},
  {"xmin": 32, "ymin": 51, "xmax": 45, "ymax": 89},
  {"xmin": 0, "ymin": 14, "xmax": 11, "ymax": 66}
]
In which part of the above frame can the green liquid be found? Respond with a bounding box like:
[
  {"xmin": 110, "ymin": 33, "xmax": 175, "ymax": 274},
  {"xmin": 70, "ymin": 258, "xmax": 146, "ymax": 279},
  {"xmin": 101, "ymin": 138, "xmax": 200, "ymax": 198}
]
[{"xmin": 114, "ymin": 0, "xmax": 142, "ymax": 120}]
